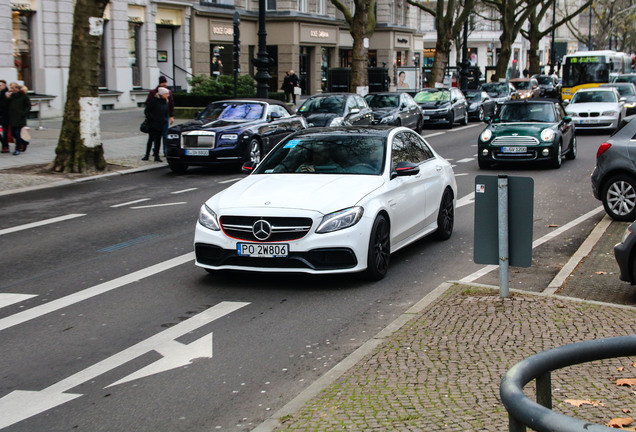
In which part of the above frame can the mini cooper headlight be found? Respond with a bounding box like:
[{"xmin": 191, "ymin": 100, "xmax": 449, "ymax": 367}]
[
  {"xmin": 480, "ymin": 129, "xmax": 492, "ymax": 142},
  {"xmin": 316, "ymin": 207, "xmax": 364, "ymax": 234},
  {"xmin": 199, "ymin": 204, "xmax": 220, "ymax": 231},
  {"xmin": 540, "ymin": 129, "xmax": 555, "ymax": 142}
]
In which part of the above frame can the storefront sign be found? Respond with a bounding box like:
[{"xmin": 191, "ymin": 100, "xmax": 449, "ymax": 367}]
[
  {"xmin": 212, "ymin": 25, "xmax": 233, "ymax": 36},
  {"xmin": 156, "ymin": 8, "xmax": 181, "ymax": 26},
  {"xmin": 395, "ymin": 35, "xmax": 410, "ymax": 46},
  {"xmin": 301, "ymin": 25, "xmax": 336, "ymax": 44}
]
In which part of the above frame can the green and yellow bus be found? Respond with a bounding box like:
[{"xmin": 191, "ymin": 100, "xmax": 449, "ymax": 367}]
[{"xmin": 561, "ymin": 50, "xmax": 632, "ymax": 101}]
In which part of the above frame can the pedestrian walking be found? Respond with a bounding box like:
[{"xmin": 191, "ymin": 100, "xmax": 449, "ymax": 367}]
[
  {"xmin": 281, "ymin": 72, "xmax": 292, "ymax": 103},
  {"xmin": 6, "ymin": 82, "xmax": 31, "ymax": 156},
  {"xmin": 143, "ymin": 86, "xmax": 170, "ymax": 162},
  {"xmin": 0, "ymin": 80, "xmax": 9, "ymax": 153},
  {"xmin": 288, "ymin": 70, "xmax": 300, "ymax": 104},
  {"xmin": 146, "ymin": 76, "xmax": 174, "ymax": 156}
]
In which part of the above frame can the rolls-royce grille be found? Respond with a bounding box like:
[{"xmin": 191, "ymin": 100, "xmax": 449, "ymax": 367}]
[
  {"xmin": 220, "ymin": 216, "xmax": 313, "ymax": 242},
  {"xmin": 491, "ymin": 136, "xmax": 539, "ymax": 146},
  {"xmin": 182, "ymin": 132, "xmax": 216, "ymax": 149}
]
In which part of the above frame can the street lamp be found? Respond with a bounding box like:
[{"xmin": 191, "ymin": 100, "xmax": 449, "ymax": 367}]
[
  {"xmin": 253, "ymin": 0, "xmax": 271, "ymax": 98},
  {"xmin": 550, "ymin": 0, "xmax": 556, "ymax": 75}
]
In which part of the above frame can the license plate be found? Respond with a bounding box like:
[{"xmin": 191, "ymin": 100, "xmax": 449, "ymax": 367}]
[
  {"xmin": 237, "ymin": 243, "xmax": 289, "ymax": 258},
  {"xmin": 185, "ymin": 149, "xmax": 209, "ymax": 156},
  {"xmin": 422, "ymin": 115, "xmax": 430, "ymax": 120},
  {"xmin": 501, "ymin": 146, "xmax": 527, "ymax": 153},
  {"xmin": 579, "ymin": 119, "xmax": 598, "ymax": 124}
]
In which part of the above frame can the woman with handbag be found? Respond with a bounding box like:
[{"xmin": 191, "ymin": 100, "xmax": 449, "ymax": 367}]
[
  {"xmin": 142, "ymin": 86, "xmax": 170, "ymax": 162},
  {"xmin": 6, "ymin": 82, "xmax": 31, "ymax": 156}
]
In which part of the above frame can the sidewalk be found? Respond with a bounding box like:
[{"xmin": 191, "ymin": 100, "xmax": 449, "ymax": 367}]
[{"xmin": 3, "ymin": 109, "xmax": 636, "ymax": 431}]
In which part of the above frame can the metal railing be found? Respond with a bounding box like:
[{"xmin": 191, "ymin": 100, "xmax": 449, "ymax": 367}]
[{"xmin": 500, "ymin": 335, "xmax": 636, "ymax": 432}]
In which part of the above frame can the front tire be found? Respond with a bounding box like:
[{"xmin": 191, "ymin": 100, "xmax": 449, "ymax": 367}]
[
  {"xmin": 460, "ymin": 109, "xmax": 468, "ymax": 125},
  {"xmin": 248, "ymin": 139, "xmax": 262, "ymax": 164},
  {"xmin": 477, "ymin": 107, "xmax": 485, "ymax": 122},
  {"xmin": 565, "ymin": 135, "xmax": 577, "ymax": 160},
  {"xmin": 432, "ymin": 188, "xmax": 454, "ymax": 240},
  {"xmin": 364, "ymin": 214, "xmax": 390, "ymax": 281},
  {"xmin": 447, "ymin": 112, "xmax": 454, "ymax": 129},
  {"xmin": 550, "ymin": 141, "xmax": 562, "ymax": 169},
  {"xmin": 602, "ymin": 174, "xmax": 636, "ymax": 221}
]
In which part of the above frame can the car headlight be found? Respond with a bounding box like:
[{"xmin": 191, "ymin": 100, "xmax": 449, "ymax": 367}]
[
  {"xmin": 470, "ymin": 103, "xmax": 479, "ymax": 109},
  {"xmin": 480, "ymin": 129, "xmax": 493, "ymax": 142},
  {"xmin": 602, "ymin": 111, "xmax": 618, "ymax": 116},
  {"xmin": 625, "ymin": 102, "xmax": 636, "ymax": 108},
  {"xmin": 380, "ymin": 114, "xmax": 397, "ymax": 124},
  {"xmin": 167, "ymin": 133, "xmax": 180, "ymax": 140},
  {"xmin": 220, "ymin": 134, "xmax": 238, "ymax": 140},
  {"xmin": 329, "ymin": 117, "xmax": 345, "ymax": 127},
  {"xmin": 540, "ymin": 129, "xmax": 555, "ymax": 142},
  {"xmin": 316, "ymin": 207, "xmax": 364, "ymax": 234},
  {"xmin": 199, "ymin": 204, "xmax": 220, "ymax": 231}
]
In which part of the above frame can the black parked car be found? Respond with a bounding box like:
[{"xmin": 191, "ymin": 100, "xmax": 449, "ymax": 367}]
[
  {"xmin": 532, "ymin": 74, "xmax": 561, "ymax": 99},
  {"xmin": 364, "ymin": 92, "xmax": 423, "ymax": 132},
  {"xmin": 414, "ymin": 87, "xmax": 468, "ymax": 128},
  {"xmin": 297, "ymin": 93, "xmax": 373, "ymax": 127},
  {"xmin": 165, "ymin": 99, "xmax": 307, "ymax": 174},
  {"xmin": 464, "ymin": 90, "xmax": 497, "ymax": 122},
  {"xmin": 591, "ymin": 115, "xmax": 636, "ymax": 221}
]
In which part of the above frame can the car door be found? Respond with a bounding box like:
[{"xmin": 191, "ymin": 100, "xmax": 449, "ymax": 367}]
[{"xmin": 402, "ymin": 94, "xmax": 420, "ymax": 129}]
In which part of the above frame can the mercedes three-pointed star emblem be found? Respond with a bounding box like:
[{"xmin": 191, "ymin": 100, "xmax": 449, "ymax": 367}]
[{"xmin": 252, "ymin": 219, "xmax": 272, "ymax": 241}]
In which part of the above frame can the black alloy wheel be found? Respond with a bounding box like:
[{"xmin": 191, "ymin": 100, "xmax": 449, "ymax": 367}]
[
  {"xmin": 433, "ymin": 188, "xmax": 454, "ymax": 240},
  {"xmin": 364, "ymin": 214, "xmax": 390, "ymax": 280}
]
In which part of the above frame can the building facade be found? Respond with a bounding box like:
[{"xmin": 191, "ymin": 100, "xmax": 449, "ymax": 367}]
[{"xmin": 2, "ymin": 0, "xmax": 569, "ymax": 119}]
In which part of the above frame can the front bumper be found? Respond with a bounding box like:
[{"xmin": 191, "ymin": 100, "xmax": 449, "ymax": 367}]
[
  {"xmin": 478, "ymin": 140, "xmax": 558, "ymax": 164},
  {"xmin": 166, "ymin": 138, "xmax": 246, "ymax": 167},
  {"xmin": 421, "ymin": 109, "xmax": 451, "ymax": 124},
  {"xmin": 193, "ymin": 212, "xmax": 373, "ymax": 274},
  {"xmin": 569, "ymin": 115, "xmax": 619, "ymax": 130}
]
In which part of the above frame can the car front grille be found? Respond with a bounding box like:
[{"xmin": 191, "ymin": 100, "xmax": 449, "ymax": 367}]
[
  {"xmin": 182, "ymin": 131, "xmax": 216, "ymax": 149},
  {"xmin": 220, "ymin": 216, "xmax": 313, "ymax": 242},
  {"xmin": 491, "ymin": 136, "xmax": 539, "ymax": 146}
]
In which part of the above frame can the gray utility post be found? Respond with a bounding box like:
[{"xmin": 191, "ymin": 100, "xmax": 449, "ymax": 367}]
[{"xmin": 474, "ymin": 175, "xmax": 534, "ymax": 297}]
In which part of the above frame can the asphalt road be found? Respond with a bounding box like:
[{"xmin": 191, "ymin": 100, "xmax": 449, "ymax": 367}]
[{"xmin": 0, "ymin": 123, "xmax": 611, "ymax": 431}]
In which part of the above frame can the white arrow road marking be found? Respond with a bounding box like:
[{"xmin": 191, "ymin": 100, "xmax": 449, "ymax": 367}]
[
  {"xmin": 0, "ymin": 301, "xmax": 249, "ymax": 430},
  {"xmin": 0, "ymin": 252, "xmax": 195, "ymax": 332},
  {"xmin": 0, "ymin": 214, "xmax": 86, "ymax": 236},
  {"xmin": 0, "ymin": 294, "xmax": 37, "ymax": 309}
]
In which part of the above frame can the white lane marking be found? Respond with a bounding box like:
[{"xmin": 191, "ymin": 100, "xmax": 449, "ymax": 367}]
[
  {"xmin": 0, "ymin": 252, "xmax": 195, "ymax": 332},
  {"xmin": 0, "ymin": 294, "xmax": 37, "ymax": 309},
  {"xmin": 131, "ymin": 202, "xmax": 187, "ymax": 209},
  {"xmin": 459, "ymin": 206, "xmax": 605, "ymax": 283},
  {"xmin": 456, "ymin": 158, "xmax": 474, "ymax": 163},
  {"xmin": 454, "ymin": 173, "xmax": 469, "ymax": 177},
  {"xmin": 449, "ymin": 124, "xmax": 481, "ymax": 132},
  {"xmin": 219, "ymin": 178, "xmax": 242, "ymax": 184},
  {"xmin": 0, "ymin": 214, "xmax": 86, "ymax": 237},
  {"xmin": 110, "ymin": 198, "xmax": 151, "ymax": 208},
  {"xmin": 421, "ymin": 132, "xmax": 445, "ymax": 139},
  {"xmin": 0, "ymin": 301, "xmax": 250, "ymax": 429},
  {"xmin": 456, "ymin": 192, "xmax": 475, "ymax": 209},
  {"xmin": 171, "ymin": 188, "xmax": 198, "ymax": 194}
]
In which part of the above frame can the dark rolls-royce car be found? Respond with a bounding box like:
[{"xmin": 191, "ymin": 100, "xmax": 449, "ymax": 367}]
[
  {"xmin": 297, "ymin": 93, "xmax": 373, "ymax": 127},
  {"xmin": 165, "ymin": 99, "xmax": 307, "ymax": 173}
]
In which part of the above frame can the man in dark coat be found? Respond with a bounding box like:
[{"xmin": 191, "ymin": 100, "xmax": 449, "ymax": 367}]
[
  {"xmin": 143, "ymin": 86, "xmax": 170, "ymax": 162},
  {"xmin": 146, "ymin": 76, "xmax": 175, "ymax": 156},
  {"xmin": 6, "ymin": 82, "xmax": 30, "ymax": 155}
]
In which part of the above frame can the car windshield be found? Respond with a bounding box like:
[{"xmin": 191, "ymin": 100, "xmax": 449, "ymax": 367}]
[
  {"xmin": 499, "ymin": 103, "xmax": 556, "ymax": 123},
  {"xmin": 571, "ymin": 91, "xmax": 617, "ymax": 103},
  {"xmin": 298, "ymin": 96, "xmax": 346, "ymax": 115},
  {"xmin": 615, "ymin": 76, "xmax": 636, "ymax": 84},
  {"xmin": 481, "ymin": 83, "xmax": 509, "ymax": 96},
  {"xmin": 465, "ymin": 91, "xmax": 481, "ymax": 101},
  {"xmin": 512, "ymin": 81, "xmax": 532, "ymax": 90},
  {"xmin": 610, "ymin": 85, "xmax": 636, "ymax": 97},
  {"xmin": 254, "ymin": 135, "xmax": 386, "ymax": 175},
  {"xmin": 535, "ymin": 76, "xmax": 553, "ymax": 85},
  {"xmin": 199, "ymin": 102, "xmax": 265, "ymax": 121},
  {"xmin": 365, "ymin": 95, "xmax": 399, "ymax": 108},
  {"xmin": 414, "ymin": 90, "xmax": 450, "ymax": 103}
]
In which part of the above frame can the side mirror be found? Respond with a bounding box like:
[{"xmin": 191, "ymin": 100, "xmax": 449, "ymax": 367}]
[
  {"xmin": 562, "ymin": 100, "xmax": 570, "ymax": 106},
  {"xmin": 195, "ymin": 111, "xmax": 202, "ymax": 120},
  {"xmin": 563, "ymin": 116, "xmax": 572, "ymax": 123},
  {"xmin": 484, "ymin": 116, "xmax": 491, "ymax": 124},
  {"xmin": 620, "ymin": 97, "xmax": 627, "ymax": 103},
  {"xmin": 391, "ymin": 161, "xmax": 420, "ymax": 179},
  {"xmin": 349, "ymin": 108, "xmax": 360, "ymax": 115},
  {"xmin": 269, "ymin": 112, "xmax": 281, "ymax": 121},
  {"xmin": 242, "ymin": 161, "xmax": 256, "ymax": 174}
]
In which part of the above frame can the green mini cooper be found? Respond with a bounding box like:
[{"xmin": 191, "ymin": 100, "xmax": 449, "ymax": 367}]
[{"xmin": 477, "ymin": 99, "xmax": 576, "ymax": 169}]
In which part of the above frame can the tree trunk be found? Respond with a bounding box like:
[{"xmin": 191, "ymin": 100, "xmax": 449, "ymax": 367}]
[
  {"xmin": 53, "ymin": 0, "xmax": 109, "ymax": 173},
  {"xmin": 430, "ymin": 34, "xmax": 452, "ymax": 86},
  {"xmin": 527, "ymin": 32, "xmax": 542, "ymax": 75},
  {"xmin": 350, "ymin": 18, "xmax": 369, "ymax": 91}
]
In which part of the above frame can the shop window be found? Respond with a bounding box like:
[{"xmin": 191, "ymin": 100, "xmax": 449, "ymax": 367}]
[
  {"xmin": 12, "ymin": 10, "xmax": 33, "ymax": 89},
  {"xmin": 210, "ymin": 45, "xmax": 231, "ymax": 76},
  {"xmin": 129, "ymin": 22, "xmax": 142, "ymax": 88},
  {"xmin": 99, "ymin": 20, "xmax": 109, "ymax": 89},
  {"xmin": 266, "ymin": 0, "xmax": 276, "ymax": 11}
]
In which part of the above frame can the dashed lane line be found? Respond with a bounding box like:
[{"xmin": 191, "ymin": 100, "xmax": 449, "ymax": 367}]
[{"xmin": 0, "ymin": 214, "xmax": 86, "ymax": 237}]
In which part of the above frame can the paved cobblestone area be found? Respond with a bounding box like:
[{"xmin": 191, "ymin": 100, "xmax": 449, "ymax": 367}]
[{"xmin": 272, "ymin": 284, "xmax": 636, "ymax": 431}]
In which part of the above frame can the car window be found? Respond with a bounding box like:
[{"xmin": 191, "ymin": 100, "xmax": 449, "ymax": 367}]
[
  {"xmin": 355, "ymin": 95, "xmax": 368, "ymax": 109},
  {"xmin": 200, "ymin": 102, "xmax": 265, "ymax": 121},
  {"xmin": 366, "ymin": 94, "xmax": 399, "ymax": 108},
  {"xmin": 555, "ymin": 103, "xmax": 565, "ymax": 121},
  {"xmin": 500, "ymin": 103, "xmax": 556, "ymax": 122},
  {"xmin": 298, "ymin": 96, "xmax": 345, "ymax": 115},
  {"xmin": 572, "ymin": 91, "xmax": 617, "ymax": 103},
  {"xmin": 268, "ymin": 105, "xmax": 290, "ymax": 118},
  {"xmin": 345, "ymin": 97, "xmax": 357, "ymax": 113},
  {"xmin": 414, "ymin": 90, "xmax": 450, "ymax": 103},
  {"xmin": 391, "ymin": 131, "xmax": 432, "ymax": 164}
]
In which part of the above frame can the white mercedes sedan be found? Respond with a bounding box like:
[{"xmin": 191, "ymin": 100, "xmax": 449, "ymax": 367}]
[
  {"xmin": 565, "ymin": 87, "xmax": 626, "ymax": 131},
  {"xmin": 194, "ymin": 126, "xmax": 457, "ymax": 280}
]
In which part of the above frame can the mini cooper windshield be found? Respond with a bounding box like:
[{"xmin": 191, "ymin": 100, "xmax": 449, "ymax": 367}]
[
  {"xmin": 498, "ymin": 103, "xmax": 556, "ymax": 123},
  {"xmin": 254, "ymin": 135, "xmax": 386, "ymax": 175},
  {"xmin": 198, "ymin": 102, "xmax": 265, "ymax": 121}
]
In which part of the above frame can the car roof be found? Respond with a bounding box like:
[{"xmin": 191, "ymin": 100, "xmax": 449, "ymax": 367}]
[
  {"xmin": 366, "ymin": 92, "xmax": 405, "ymax": 96},
  {"xmin": 503, "ymin": 98, "xmax": 558, "ymax": 105},
  {"xmin": 576, "ymin": 87, "xmax": 616, "ymax": 92}
]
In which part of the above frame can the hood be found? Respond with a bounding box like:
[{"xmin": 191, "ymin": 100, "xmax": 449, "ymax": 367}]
[
  {"xmin": 488, "ymin": 122, "xmax": 549, "ymax": 137},
  {"xmin": 169, "ymin": 118, "xmax": 252, "ymax": 133},
  {"xmin": 301, "ymin": 112, "xmax": 339, "ymax": 127},
  {"xmin": 566, "ymin": 102, "xmax": 621, "ymax": 113},
  {"xmin": 208, "ymin": 174, "xmax": 385, "ymax": 215},
  {"xmin": 372, "ymin": 107, "xmax": 398, "ymax": 118}
]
